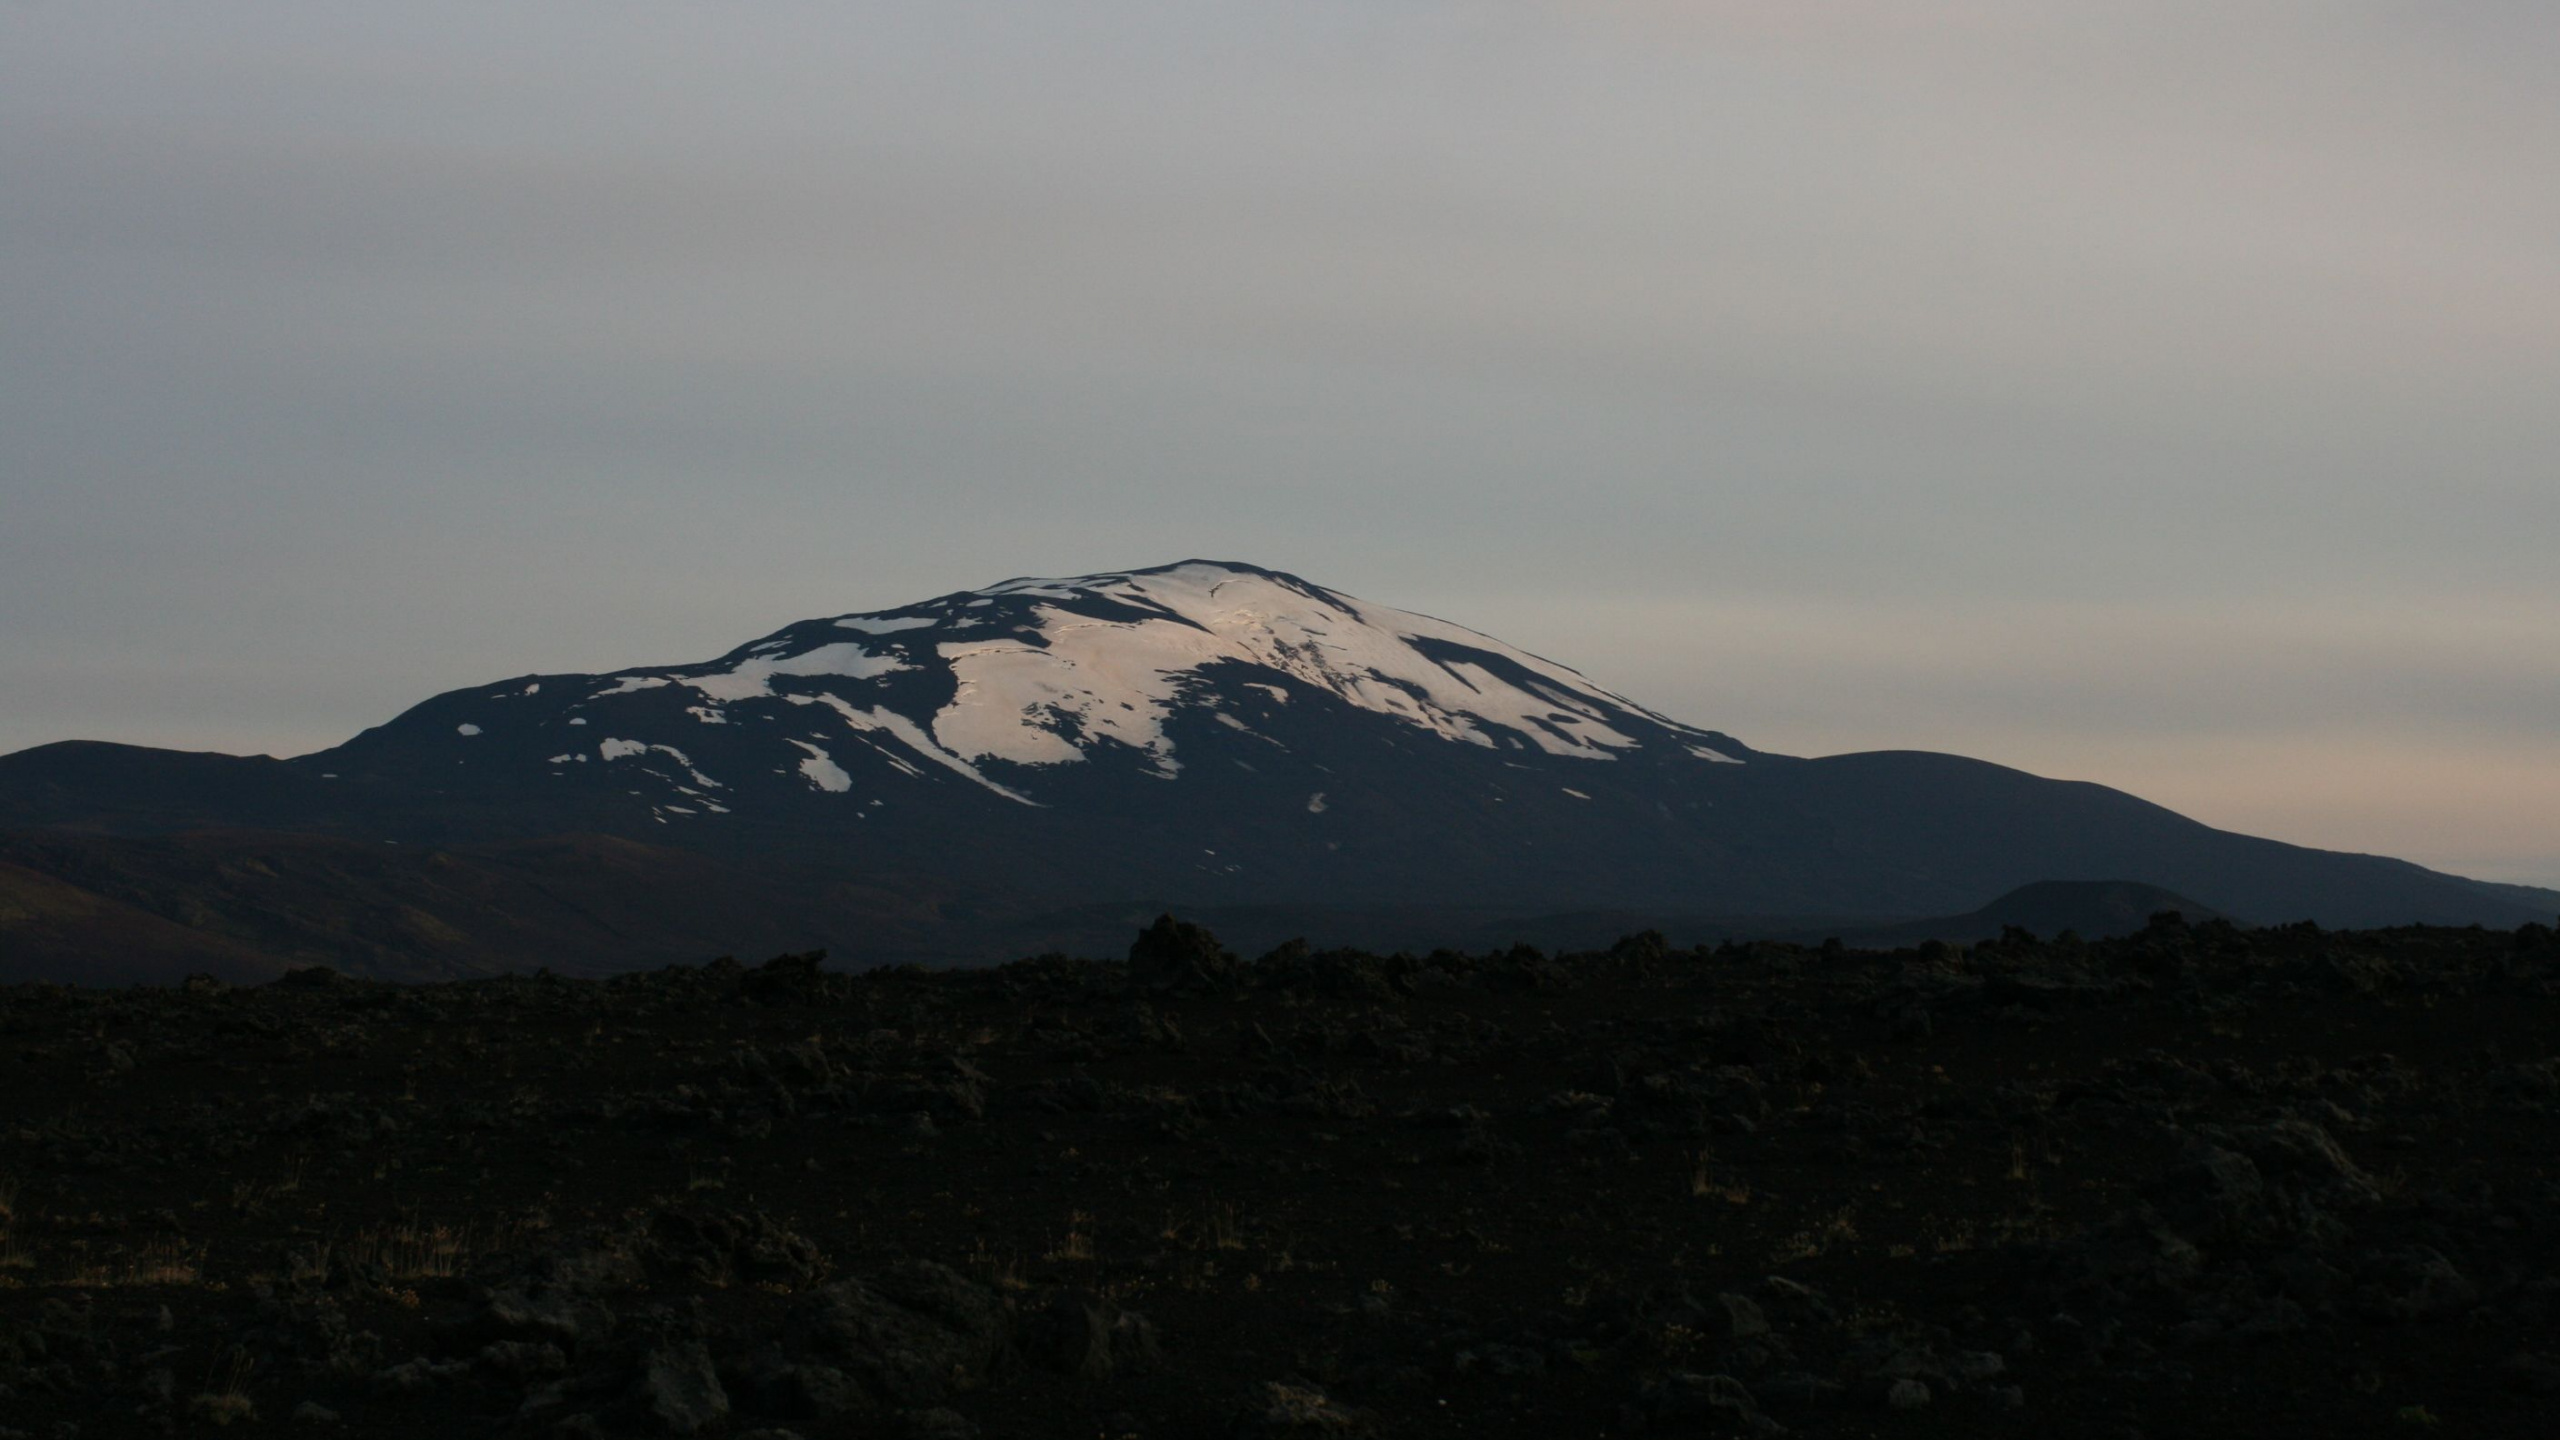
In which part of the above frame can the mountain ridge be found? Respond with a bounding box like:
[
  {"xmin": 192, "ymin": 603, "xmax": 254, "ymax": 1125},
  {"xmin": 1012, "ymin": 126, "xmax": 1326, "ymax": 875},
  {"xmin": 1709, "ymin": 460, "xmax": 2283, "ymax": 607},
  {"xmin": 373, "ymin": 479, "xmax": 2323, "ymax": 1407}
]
[{"xmin": 2, "ymin": 560, "xmax": 2548, "ymax": 978}]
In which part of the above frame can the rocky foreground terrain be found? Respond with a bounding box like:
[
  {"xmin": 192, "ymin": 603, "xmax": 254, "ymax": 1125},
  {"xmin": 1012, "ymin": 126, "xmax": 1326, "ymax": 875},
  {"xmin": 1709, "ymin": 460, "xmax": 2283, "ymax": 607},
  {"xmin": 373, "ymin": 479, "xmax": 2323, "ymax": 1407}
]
[{"xmin": 3, "ymin": 914, "xmax": 2558, "ymax": 1437}]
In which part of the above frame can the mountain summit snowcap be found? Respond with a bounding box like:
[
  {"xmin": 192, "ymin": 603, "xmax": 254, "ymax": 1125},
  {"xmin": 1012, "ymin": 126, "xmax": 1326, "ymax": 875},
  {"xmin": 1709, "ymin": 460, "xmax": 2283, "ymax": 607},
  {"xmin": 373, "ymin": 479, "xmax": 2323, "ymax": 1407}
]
[{"xmin": 626, "ymin": 561, "xmax": 1742, "ymax": 798}]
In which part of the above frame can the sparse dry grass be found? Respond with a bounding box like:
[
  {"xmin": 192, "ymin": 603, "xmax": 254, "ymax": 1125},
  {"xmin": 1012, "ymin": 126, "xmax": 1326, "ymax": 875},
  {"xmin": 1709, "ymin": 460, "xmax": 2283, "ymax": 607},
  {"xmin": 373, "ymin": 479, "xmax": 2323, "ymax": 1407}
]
[
  {"xmin": 349, "ymin": 1219, "xmax": 475, "ymax": 1279},
  {"xmin": 1159, "ymin": 1201, "xmax": 1248, "ymax": 1252},
  {"xmin": 1771, "ymin": 1204, "xmax": 1860, "ymax": 1265},
  {"xmin": 1691, "ymin": 1150, "xmax": 1752, "ymax": 1204},
  {"xmin": 0, "ymin": 1173, "xmax": 22, "ymax": 1282},
  {"xmin": 965, "ymin": 1238, "xmax": 1031, "ymax": 1292},
  {"xmin": 186, "ymin": 1349, "xmax": 257, "ymax": 1427},
  {"xmin": 229, "ymin": 1158, "xmax": 305, "ymax": 1216},
  {"xmin": 1044, "ymin": 1210, "xmax": 1097, "ymax": 1263},
  {"xmin": 280, "ymin": 1214, "xmax": 526, "ymax": 1289},
  {"xmin": 70, "ymin": 1235, "xmax": 203, "ymax": 1288}
]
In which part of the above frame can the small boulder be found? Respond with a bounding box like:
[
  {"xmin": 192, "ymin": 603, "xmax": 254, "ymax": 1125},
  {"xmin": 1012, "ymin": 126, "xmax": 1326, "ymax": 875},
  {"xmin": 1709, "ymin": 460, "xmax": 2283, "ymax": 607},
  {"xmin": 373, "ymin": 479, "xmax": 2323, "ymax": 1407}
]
[
  {"xmin": 1713, "ymin": 1292, "xmax": 1773, "ymax": 1341},
  {"xmin": 640, "ymin": 1341, "xmax": 729, "ymax": 1435},
  {"xmin": 797, "ymin": 1261, "xmax": 1007, "ymax": 1408},
  {"xmin": 2502, "ymin": 1352, "xmax": 2560, "ymax": 1395},
  {"xmin": 1633, "ymin": 1372, "xmax": 1782, "ymax": 1434},
  {"xmin": 2356, "ymin": 1247, "xmax": 2479, "ymax": 1322},
  {"xmin": 1023, "ymin": 1290, "xmax": 1160, "ymax": 1382},
  {"xmin": 1232, "ymin": 1381, "xmax": 1378, "ymax": 1436},
  {"xmin": 900, "ymin": 1409, "xmax": 980, "ymax": 1440},
  {"xmin": 1130, "ymin": 915, "xmax": 1238, "ymax": 993},
  {"xmin": 741, "ymin": 950, "xmax": 829, "ymax": 1005}
]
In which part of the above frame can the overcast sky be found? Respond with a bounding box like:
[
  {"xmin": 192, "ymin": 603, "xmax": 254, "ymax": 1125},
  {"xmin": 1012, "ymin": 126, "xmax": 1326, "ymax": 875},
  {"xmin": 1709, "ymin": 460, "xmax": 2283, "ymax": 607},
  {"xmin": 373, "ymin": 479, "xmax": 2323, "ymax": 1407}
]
[{"xmin": 3, "ymin": 2, "xmax": 2555, "ymax": 884}]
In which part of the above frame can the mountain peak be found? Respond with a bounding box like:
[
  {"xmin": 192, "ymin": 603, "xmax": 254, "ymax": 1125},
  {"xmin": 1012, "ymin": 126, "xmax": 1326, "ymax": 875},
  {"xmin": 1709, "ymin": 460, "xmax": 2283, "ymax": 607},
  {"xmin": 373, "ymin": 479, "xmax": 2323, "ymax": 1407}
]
[
  {"xmin": 6, "ymin": 560, "xmax": 2548, "ymax": 946},
  {"xmin": 293, "ymin": 561, "xmax": 1752, "ymax": 837},
  {"xmin": 661, "ymin": 560, "xmax": 1745, "ymax": 792}
]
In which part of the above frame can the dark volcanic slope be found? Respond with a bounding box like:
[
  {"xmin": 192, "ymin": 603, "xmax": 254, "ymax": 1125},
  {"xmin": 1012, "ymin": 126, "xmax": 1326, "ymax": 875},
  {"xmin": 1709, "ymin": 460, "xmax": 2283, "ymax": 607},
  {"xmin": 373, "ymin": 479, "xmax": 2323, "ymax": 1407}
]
[
  {"xmin": 2, "ymin": 917, "xmax": 2557, "ymax": 1437},
  {"xmin": 0, "ymin": 829, "xmax": 1004, "ymax": 985},
  {"xmin": 0, "ymin": 858, "xmax": 286, "ymax": 985},
  {"xmin": 2, "ymin": 561, "xmax": 2548, "ymax": 980}
]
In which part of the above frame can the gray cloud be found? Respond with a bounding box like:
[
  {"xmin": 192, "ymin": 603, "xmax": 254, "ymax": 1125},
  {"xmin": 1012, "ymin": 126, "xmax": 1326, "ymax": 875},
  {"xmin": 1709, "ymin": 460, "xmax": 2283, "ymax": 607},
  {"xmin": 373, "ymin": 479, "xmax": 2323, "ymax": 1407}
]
[{"xmin": 2, "ymin": 2, "xmax": 2553, "ymax": 882}]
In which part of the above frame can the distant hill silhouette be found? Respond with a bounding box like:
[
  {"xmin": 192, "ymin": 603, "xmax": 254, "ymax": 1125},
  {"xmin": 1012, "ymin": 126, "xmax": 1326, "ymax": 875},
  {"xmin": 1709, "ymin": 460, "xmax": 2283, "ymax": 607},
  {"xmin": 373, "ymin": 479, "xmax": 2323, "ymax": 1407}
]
[{"xmin": 1812, "ymin": 880, "xmax": 2234, "ymax": 948}]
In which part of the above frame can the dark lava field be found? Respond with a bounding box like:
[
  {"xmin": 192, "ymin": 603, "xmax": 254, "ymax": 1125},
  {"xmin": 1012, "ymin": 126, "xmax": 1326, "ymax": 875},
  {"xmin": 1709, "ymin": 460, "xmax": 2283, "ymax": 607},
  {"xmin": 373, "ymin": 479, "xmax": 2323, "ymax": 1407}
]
[{"xmin": 4, "ymin": 914, "xmax": 2559, "ymax": 1438}]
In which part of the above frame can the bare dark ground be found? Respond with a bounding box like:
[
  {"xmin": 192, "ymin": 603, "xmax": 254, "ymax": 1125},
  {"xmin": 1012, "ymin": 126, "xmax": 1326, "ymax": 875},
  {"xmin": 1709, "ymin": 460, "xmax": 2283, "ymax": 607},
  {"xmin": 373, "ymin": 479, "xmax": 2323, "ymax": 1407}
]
[{"xmin": 3, "ymin": 914, "xmax": 2557, "ymax": 1437}]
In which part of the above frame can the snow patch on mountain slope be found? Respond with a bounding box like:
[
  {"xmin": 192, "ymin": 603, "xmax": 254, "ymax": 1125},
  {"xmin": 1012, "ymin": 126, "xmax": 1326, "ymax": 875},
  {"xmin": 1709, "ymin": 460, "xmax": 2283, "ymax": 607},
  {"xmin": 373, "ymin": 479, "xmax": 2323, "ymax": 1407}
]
[
  {"xmin": 930, "ymin": 631, "xmax": 1189, "ymax": 778},
  {"xmin": 835, "ymin": 615, "xmax": 938, "ymax": 635},
  {"xmin": 597, "ymin": 739, "xmax": 722, "ymax": 789},
  {"xmin": 682, "ymin": 642, "xmax": 909, "ymax": 702},
  {"xmin": 917, "ymin": 564, "xmax": 1681, "ymax": 773},
  {"xmin": 787, "ymin": 740, "xmax": 853, "ymax": 793},
  {"xmin": 786, "ymin": 693, "xmax": 1037, "ymax": 805},
  {"xmin": 597, "ymin": 676, "xmax": 670, "ymax": 696}
]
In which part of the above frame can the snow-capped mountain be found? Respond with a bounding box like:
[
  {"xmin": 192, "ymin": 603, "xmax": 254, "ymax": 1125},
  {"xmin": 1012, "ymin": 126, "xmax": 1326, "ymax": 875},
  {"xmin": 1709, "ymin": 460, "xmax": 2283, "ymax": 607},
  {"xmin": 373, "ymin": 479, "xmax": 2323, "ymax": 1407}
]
[
  {"xmin": 4, "ymin": 560, "xmax": 2551, "ymax": 960},
  {"xmin": 340, "ymin": 561, "xmax": 1754, "ymax": 827}
]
